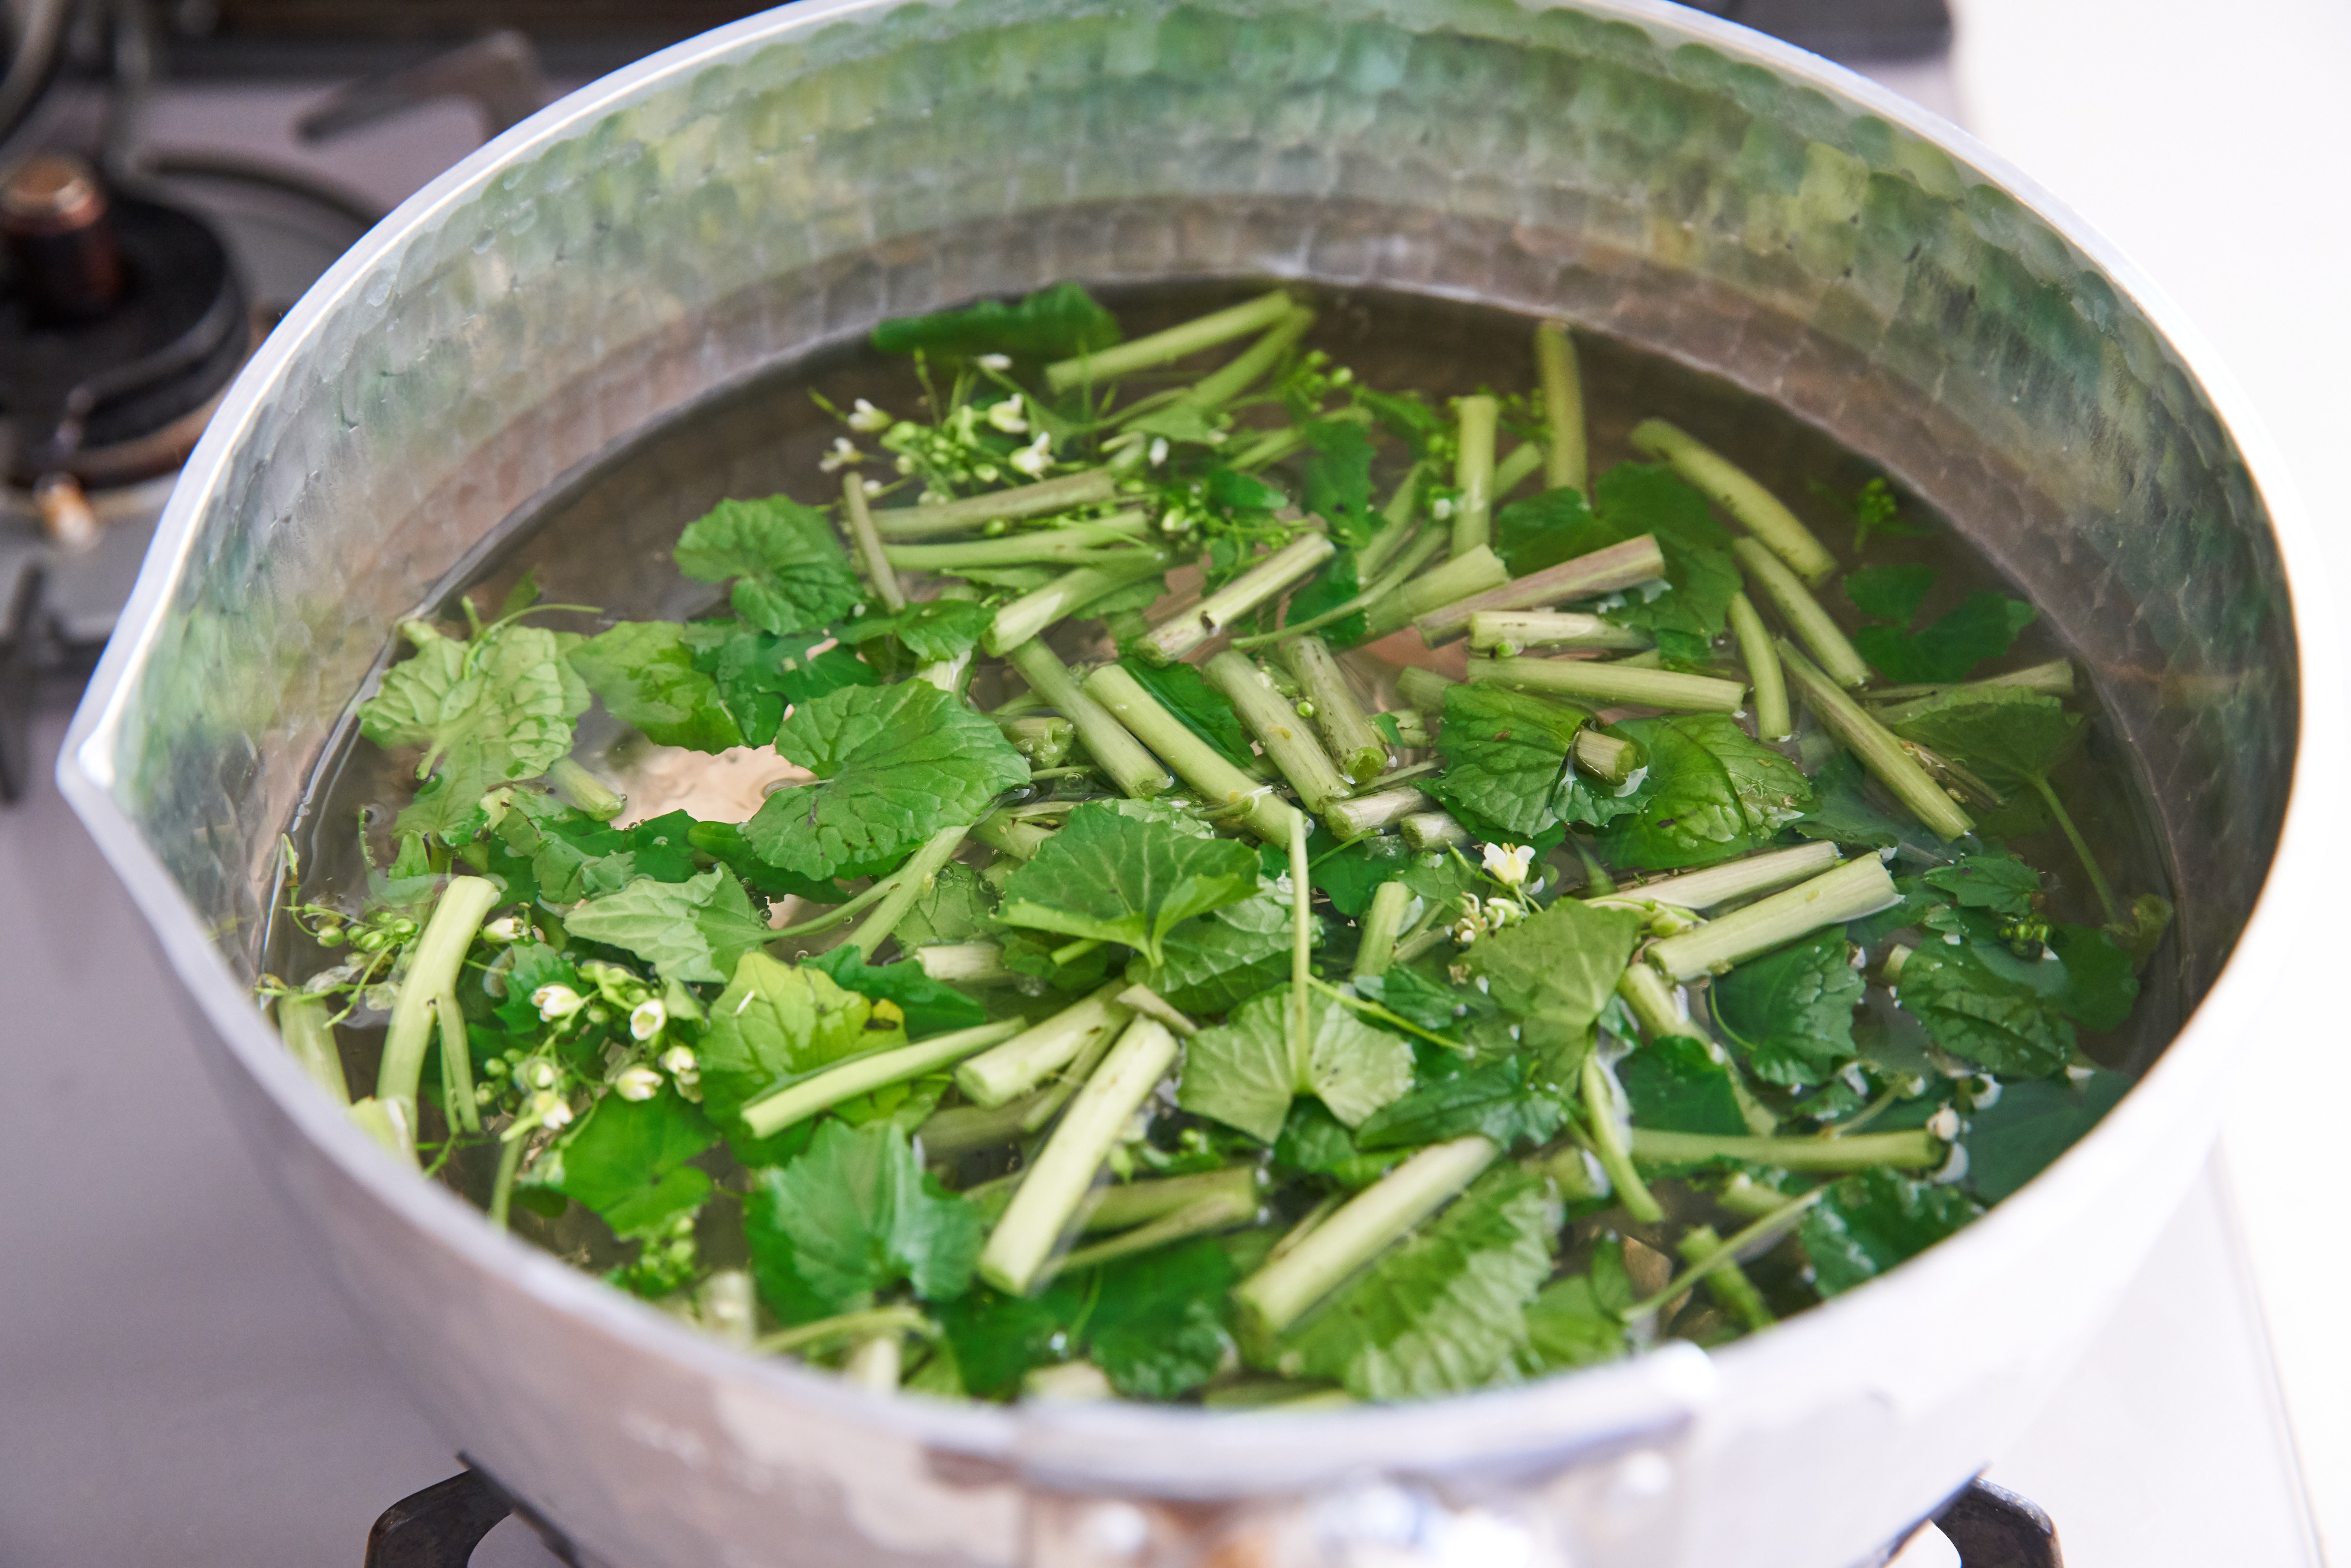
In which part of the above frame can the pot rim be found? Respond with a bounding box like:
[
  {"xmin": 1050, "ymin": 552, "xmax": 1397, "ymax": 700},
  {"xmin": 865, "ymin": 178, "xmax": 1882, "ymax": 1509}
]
[{"xmin": 56, "ymin": 0, "xmax": 2344, "ymax": 1492}]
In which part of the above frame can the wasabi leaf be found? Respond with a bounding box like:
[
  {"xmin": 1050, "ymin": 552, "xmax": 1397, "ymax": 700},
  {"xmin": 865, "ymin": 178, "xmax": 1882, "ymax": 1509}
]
[
  {"xmin": 1463, "ymin": 898, "xmax": 1644, "ymax": 1078},
  {"xmin": 2045, "ymin": 924, "xmax": 2138, "ymax": 1031},
  {"xmin": 1599, "ymin": 714, "xmax": 1811, "ymax": 870},
  {"xmin": 1283, "ymin": 549, "xmax": 1367, "ymax": 647},
  {"xmin": 893, "ymin": 861, "xmax": 1003, "ymax": 950},
  {"xmin": 1963, "ymin": 1068, "xmax": 2129, "ymax": 1203},
  {"xmin": 1493, "ymin": 465, "xmax": 1737, "ymax": 640},
  {"xmin": 698, "ymin": 952, "xmax": 904, "ymax": 1159},
  {"xmin": 1280, "ymin": 1165, "xmax": 1559, "ymax": 1399},
  {"xmin": 674, "ymin": 496, "xmax": 864, "ymax": 637},
  {"xmin": 1430, "ymin": 683, "xmax": 1639, "ymax": 837},
  {"xmin": 1178, "ymin": 984, "xmax": 1414, "ymax": 1142},
  {"xmin": 564, "ymin": 869, "xmax": 772, "ymax": 984},
  {"xmin": 870, "ymin": 281, "xmax": 1119, "ymax": 362},
  {"xmin": 1152, "ymin": 888, "xmax": 1302, "ymax": 1015},
  {"xmin": 568, "ymin": 621, "xmax": 744, "ymax": 753},
  {"xmin": 1354, "ymin": 1055, "xmax": 1567, "ymax": 1152},
  {"xmin": 1000, "ymin": 801, "xmax": 1261, "ymax": 967},
  {"xmin": 834, "ymin": 599, "xmax": 992, "ymax": 667},
  {"xmin": 1894, "ymin": 942, "xmax": 2073, "ymax": 1077},
  {"xmin": 1924, "ymin": 854, "xmax": 2042, "ymax": 920},
  {"xmin": 1301, "ymin": 419, "xmax": 1377, "ymax": 547},
  {"xmin": 1518, "ymin": 1273, "xmax": 1627, "ymax": 1373},
  {"xmin": 524, "ymin": 1086, "xmax": 715, "ymax": 1237},
  {"xmin": 1273, "ymin": 1100, "xmax": 1406, "ymax": 1189},
  {"xmin": 1886, "ymin": 687, "xmax": 2081, "ymax": 788},
  {"xmin": 1616, "ymin": 1036, "xmax": 1748, "ymax": 1136},
  {"xmin": 360, "ymin": 620, "xmax": 590, "ymax": 837},
  {"xmin": 745, "ymin": 1119, "xmax": 985, "ymax": 1323},
  {"xmin": 1083, "ymin": 1240, "xmax": 1237, "ymax": 1400},
  {"xmin": 801, "ymin": 944, "xmax": 989, "ymax": 1038},
  {"xmin": 1844, "ymin": 564, "xmax": 1936, "ymax": 624},
  {"xmin": 679, "ymin": 621, "xmax": 877, "ymax": 749},
  {"xmin": 1800, "ymin": 1168, "xmax": 1981, "ymax": 1296},
  {"xmin": 747, "ymin": 682, "xmax": 1028, "ymax": 883},
  {"xmin": 1853, "ymin": 592, "xmax": 2035, "ymax": 685},
  {"xmin": 1709, "ymin": 931, "xmax": 1864, "ymax": 1087}
]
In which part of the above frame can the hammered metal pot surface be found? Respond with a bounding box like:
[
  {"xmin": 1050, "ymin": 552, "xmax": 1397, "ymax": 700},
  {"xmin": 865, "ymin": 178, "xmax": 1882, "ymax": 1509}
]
[{"xmin": 57, "ymin": 3, "xmax": 2325, "ymax": 1567}]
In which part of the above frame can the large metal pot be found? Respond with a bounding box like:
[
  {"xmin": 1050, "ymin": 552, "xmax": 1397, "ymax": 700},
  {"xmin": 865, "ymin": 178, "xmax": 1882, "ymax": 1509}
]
[{"xmin": 57, "ymin": 2, "xmax": 2330, "ymax": 1564}]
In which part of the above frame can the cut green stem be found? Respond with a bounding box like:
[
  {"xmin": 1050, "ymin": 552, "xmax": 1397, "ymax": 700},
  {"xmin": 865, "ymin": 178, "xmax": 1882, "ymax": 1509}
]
[
  {"xmin": 1046, "ymin": 289, "xmax": 1294, "ymax": 392},
  {"xmin": 1491, "ymin": 439, "xmax": 1544, "ymax": 503},
  {"xmin": 1630, "ymin": 418, "xmax": 1837, "ymax": 584},
  {"xmin": 1581, "ymin": 1055, "xmax": 1665, "ymax": 1223},
  {"xmin": 980, "ymin": 553, "xmax": 1168, "ymax": 656},
  {"xmin": 1171, "ymin": 306, "xmax": 1317, "ymax": 410},
  {"xmin": 1282, "ymin": 635, "xmax": 1387, "ymax": 783},
  {"xmin": 1646, "ymin": 854, "xmax": 1897, "ymax": 981},
  {"xmin": 914, "ymin": 942, "xmax": 1013, "ymax": 986},
  {"xmin": 1004, "ymin": 639, "xmax": 1171, "ymax": 801},
  {"xmin": 1778, "ymin": 640, "xmax": 1974, "ymax": 840},
  {"xmin": 276, "ymin": 993, "xmax": 350, "ymax": 1105},
  {"xmin": 956, "ymin": 982, "xmax": 1134, "ymax": 1109},
  {"xmin": 1290, "ymin": 813, "xmax": 1313, "ymax": 1087},
  {"xmin": 997, "ymin": 714, "xmax": 1074, "ymax": 771},
  {"xmin": 1353, "ymin": 880, "xmax": 1414, "ymax": 980},
  {"xmin": 871, "ymin": 469, "xmax": 1122, "ymax": 540},
  {"xmin": 841, "ymin": 471, "xmax": 906, "ymax": 613},
  {"xmin": 973, "ymin": 809, "xmax": 1053, "ymax": 861},
  {"xmin": 1735, "ymin": 539, "xmax": 1870, "ymax": 687},
  {"xmin": 1451, "ymin": 394, "xmax": 1499, "ymax": 556},
  {"xmin": 1536, "ymin": 320, "xmax": 1588, "ymax": 494},
  {"xmin": 1678, "ymin": 1224, "xmax": 1775, "ymax": 1331},
  {"xmin": 1206, "ymin": 651, "xmax": 1351, "ymax": 814},
  {"xmin": 1614, "ymin": 964, "xmax": 1686, "ymax": 1039},
  {"xmin": 1138, "ymin": 534, "xmax": 1336, "ymax": 663},
  {"xmin": 548, "ymin": 758, "xmax": 624, "ymax": 821},
  {"xmin": 1051, "ymin": 1188, "xmax": 1262, "ymax": 1277},
  {"xmin": 1607, "ymin": 842, "xmax": 1844, "ymax": 912},
  {"xmin": 1323, "ymin": 783, "xmax": 1431, "ymax": 840},
  {"xmin": 1230, "ymin": 525, "xmax": 1445, "ymax": 652},
  {"xmin": 1365, "ymin": 545, "xmax": 1511, "ymax": 639},
  {"xmin": 1083, "ymin": 664, "xmax": 1304, "ymax": 845},
  {"xmin": 1727, "ymin": 590, "xmax": 1790, "ymax": 739},
  {"xmin": 883, "ymin": 513, "xmax": 1149, "ymax": 569},
  {"xmin": 377, "ymin": 875, "xmax": 502, "ymax": 1149},
  {"xmin": 1467, "ymin": 654, "xmax": 1745, "ymax": 714},
  {"xmin": 1356, "ymin": 463, "xmax": 1428, "ymax": 579},
  {"xmin": 1400, "ymin": 810, "xmax": 1468, "ymax": 852},
  {"xmin": 1467, "ymin": 610, "xmax": 1650, "ymax": 657},
  {"xmin": 843, "ymin": 825, "xmax": 969, "ymax": 959},
  {"xmin": 978, "ymin": 1016, "xmax": 1181, "ymax": 1294},
  {"xmin": 437, "ymin": 990, "xmax": 480, "ymax": 1135},
  {"xmin": 766, "ymin": 876, "xmax": 889, "ymax": 939},
  {"xmin": 2028, "ymin": 775, "xmax": 2123, "ymax": 925},
  {"xmin": 1869, "ymin": 658, "xmax": 2077, "ymax": 714},
  {"xmin": 1628, "ymin": 1129, "xmax": 1941, "ymax": 1171},
  {"xmin": 1621, "ymin": 1190, "xmax": 1823, "ymax": 1322},
  {"xmin": 740, "ymin": 1018, "xmax": 1024, "ymax": 1139},
  {"xmin": 756, "ymin": 1304, "xmax": 934, "ymax": 1358},
  {"xmin": 487, "ymin": 1130, "xmax": 525, "ymax": 1230},
  {"xmin": 1235, "ymin": 1134, "xmax": 1497, "ymax": 1336},
  {"xmin": 916, "ymin": 1096, "xmax": 1044, "ymax": 1159},
  {"xmin": 1412, "ymin": 535, "xmax": 1667, "ymax": 644}
]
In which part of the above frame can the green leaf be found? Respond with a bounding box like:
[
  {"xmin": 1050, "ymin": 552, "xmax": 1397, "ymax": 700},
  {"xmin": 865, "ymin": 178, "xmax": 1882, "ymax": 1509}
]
[
  {"xmin": 524, "ymin": 1087, "xmax": 716, "ymax": 1237},
  {"xmin": 1494, "ymin": 466, "xmax": 1736, "ymax": 640},
  {"xmin": 1000, "ymin": 800, "xmax": 1261, "ymax": 967},
  {"xmin": 1709, "ymin": 931, "xmax": 1864, "ymax": 1087},
  {"xmin": 747, "ymin": 682, "xmax": 1028, "ymax": 884},
  {"xmin": 674, "ymin": 497, "xmax": 864, "ymax": 637},
  {"xmin": 1886, "ymin": 688, "xmax": 2081, "ymax": 791},
  {"xmin": 870, "ymin": 281, "xmax": 1120, "ymax": 362},
  {"xmin": 938, "ymin": 1282, "xmax": 1086, "ymax": 1401},
  {"xmin": 1617, "ymin": 1036, "xmax": 1749, "ymax": 1135},
  {"xmin": 1352, "ymin": 966, "xmax": 1474, "ymax": 1037},
  {"xmin": 1431, "ymin": 683, "xmax": 1639, "ymax": 838},
  {"xmin": 1284, "ymin": 550, "xmax": 1367, "ymax": 647},
  {"xmin": 1301, "ymin": 419, "xmax": 1377, "ymax": 547},
  {"xmin": 1963, "ymin": 1068, "xmax": 2129, "ymax": 1203},
  {"xmin": 1788, "ymin": 750, "xmax": 1952, "ymax": 862},
  {"xmin": 1852, "ymin": 592, "xmax": 2035, "ymax": 685},
  {"xmin": 1492, "ymin": 485, "xmax": 1597, "ymax": 578},
  {"xmin": 1800, "ymin": 1168, "xmax": 1982, "ymax": 1297},
  {"xmin": 1280, "ymin": 1165, "xmax": 1560, "ymax": 1399},
  {"xmin": 678, "ymin": 621, "xmax": 877, "ymax": 749},
  {"xmin": 1116, "ymin": 656, "xmax": 1255, "ymax": 770},
  {"xmin": 2045, "ymin": 924, "xmax": 2138, "ymax": 1031},
  {"xmin": 568, "ymin": 621, "xmax": 744, "ymax": 753},
  {"xmin": 1843, "ymin": 565, "xmax": 1936, "ymax": 624},
  {"xmin": 360, "ymin": 620, "xmax": 590, "ymax": 838},
  {"xmin": 799, "ymin": 944, "xmax": 989, "ymax": 1038},
  {"xmin": 744, "ymin": 1119, "xmax": 985, "ymax": 1323},
  {"xmin": 1152, "ymin": 888, "xmax": 1302, "ymax": 1015},
  {"xmin": 1354, "ymin": 1055, "xmax": 1568, "ymax": 1152},
  {"xmin": 1178, "ymin": 984, "xmax": 1414, "ymax": 1142},
  {"xmin": 1356, "ymin": 387, "xmax": 1449, "ymax": 459},
  {"xmin": 1599, "ymin": 714, "xmax": 1811, "ymax": 871},
  {"xmin": 1518, "ymin": 1273, "xmax": 1627, "ymax": 1373},
  {"xmin": 698, "ymin": 952, "xmax": 904, "ymax": 1159},
  {"xmin": 1272, "ymin": 1099, "xmax": 1404, "ymax": 1188},
  {"xmin": 1924, "ymin": 854, "xmax": 2042, "ymax": 920},
  {"xmin": 834, "ymin": 600, "xmax": 992, "ymax": 667},
  {"xmin": 1083, "ymin": 1239, "xmax": 1238, "ymax": 1400},
  {"xmin": 1463, "ymin": 898, "xmax": 1643, "ymax": 1080},
  {"xmin": 1895, "ymin": 942, "xmax": 2075, "ymax": 1077},
  {"xmin": 565, "ymin": 869, "xmax": 772, "ymax": 984},
  {"xmin": 894, "ymin": 861, "xmax": 1003, "ymax": 950}
]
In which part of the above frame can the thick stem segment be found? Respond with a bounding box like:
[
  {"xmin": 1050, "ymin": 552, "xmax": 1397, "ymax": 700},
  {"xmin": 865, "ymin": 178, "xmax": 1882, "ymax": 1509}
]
[
  {"xmin": 872, "ymin": 469, "xmax": 1122, "ymax": 540},
  {"xmin": 978, "ymin": 1017, "xmax": 1181, "ymax": 1294},
  {"xmin": 1206, "ymin": 651, "xmax": 1351, "ymax": 814},
  {"xmin": 1491, "ymin": 439, "xmax": 1544, "ymax": 502},
  {"xmin": 1727, "ymin": 590, "xmax": 1790, "ymax": 739},
  {"xmin": 1468, "ymin": 610, "xmax": 1650, "ymax": 656},
  {"xmin": 1400, "ymin": 811, "xmax": 1468, "ymax": 852},
  {"xmin": 1353, "ymin": 880, "xmax": 1414, "ymax": 980},
  {"xmin": 1282, "ymin": 636, "xmax": 1387, "ymax": 783},
  {"xmin": 276, "ymin": 993, "xmax": 351, "ymax": 1105},
  {"xmin": 916, "ymin": 1095, "xmax": 1043, "ymax": 1159},
  {"xmin": 1536, "ymin": 320, "xmax": 1588, "ymax": 494},
  {"xmin": 549, "ymin": 758, "xmax": 624, "ymax": 821},
  {"xmin": 1467, "ymin": 654, "xmax": 1745, "ymax": 715},
  {"xmin": 1412, "ymin": 536, "xmax": 1667, "ymax": 644},
  {"xmin": 1630, "ymin": 418, "xmax": 1837, "ymax": 584},
  {"xmin": 1734, "ymin": 539, "xmax": 1870, "ymax": 688},
  {"xmin": 1365, "ymin": 545, "xmax": 1511, "ymax": 638},
  {"xmin": 997, "ymin": 715, "xmax": 1074, "ymax": 770},
  {"xmin": 1678, "ymin": 1224, "xmax": 1774, "ymax": 1331},
  {"xmin": 1323, "ymin": 784, "xmax": 1430, "ymax": 840},
  {"xmin": 377, "ymin": 876, "xmax": 501, "ymax": 1145},
  {"xmin": 1047, "ymin": 289, "xmax": 1294, "ymax": 392},
  {"xmin": 1622, "ymin": 1191, "xmax": 1821, "ymax": 1321},
  {"xmin": 1869, "ymin": 658, "xmax": 2077, "ymax": 714},
  {"xmin": 1779, "ymin": 641, "xmax": 1975, "ymax": 840},
  {"xmin": 842, "ymin": 1333, "xmax": 904, "ymax": 1393},
  {"xmin": 980, "ymin": 553, "xmax": 1168, "ymax": 656},
  {"xmin": 1139, "ymin": 534, "xmax": 1336, "ymax": 663},
  {"xmin": 1290, "ymin": 815, "xmax": 1314, "ymax": 1083},
  {"xmin": 437, "ymin": 990, "xmax": 480, "ymax": 1134},
  {"xmin": 1629, "ymin": 1128, "xmax": 1941, "ymax": 1171},
  {"xmin": 1173, "ymin": 306, "xmax": 1316, "ymax": 409},
  {"xmin": 1582, "ymin": 1055, "xmax": 1666, "ymax": 1223},
  {"xmin": 1395, "ymin": 665, "xmax": 1456, "ymax": 715},
  {"xmin": 973, "ymin": 809, "xmax": 1054, "ymax": 861},
  {"xmin": 1451, "ymin": 394, "xmax": 1500, "ymax": 555},
  {"xmin": 741, "ymin": 1019, "xmax": 1024, "ymax": 1139},
  {"xmin": 883, "ymin": 516, "xmax": 1149, "ymax": 570},
  {"xmin": 1005, "ymin": 640, "xmax": 1171, "ymax": 801},
  {"xmin": 1614, "ymin": 964, "xmax": 1688, "ymax": 1039},
  {"xmin": 1575, "ymin": 729, "xmax": 1638, "ymax": 785},
  {"xmin": 842, "ymin": 472, "xmax": 906, "ymax": 613},
  {"xmin": 843, "ymin": 825, "xmax": 969, "ymax": 959},
  {"xmin": 757, "ymin": 1303, "xmax": 933, "ymax": 1358},
  {"xmin": 1078, "ymin": 1167, "xmax": 1258, "ymax": 1234},
  {"xmin": 1083, "ymin": 664, "xmax": 1305, "ymax": 845},
  {"xmin": 1611, "ymin": 842, "xmax": 1844, "ymax": 912},
  {"xmin": 955, "ymin": 983, "xmax": 1134, "ymax": 1109},
  {"xmin": 915, "ymin": 942, "xmax": 1014, "ymax": 986},
  {"xmin": 1051, "ymin": 1188, "xmax": 1262, "ymax": 1277},
  {"xmin": 1235, "ymin": 1135, "xmax": 1498, "ymax": 1336},
  {"xmin": 1646, "ymin": 855, "xmax": 1898, "ymax": 981}
]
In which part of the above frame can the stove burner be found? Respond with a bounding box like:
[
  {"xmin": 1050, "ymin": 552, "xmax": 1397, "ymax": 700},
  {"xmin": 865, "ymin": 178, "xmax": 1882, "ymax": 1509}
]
[{"xmin": 361, "ymin": 1467, "xmax": 2061, "ymax": 1568}]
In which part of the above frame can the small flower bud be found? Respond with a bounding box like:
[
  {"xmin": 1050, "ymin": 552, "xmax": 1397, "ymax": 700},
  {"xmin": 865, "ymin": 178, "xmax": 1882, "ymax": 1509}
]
[
  {"xmin": 847, "ymin": 397, "xmax": 892, "ymax": 432},
  {"xmin": 614, "ymin": 1065, "xmax": 663, "ymax": 1102},
  {"xmin": 1009, "ymin": 431, "xmax": 1054, "ymax": 478},
  {"xmin": 530, "ymin": 1090, "xmax": 573, "ymax": 1130},
  {"xmin": 660, "ymin": 1045, "xmax": 700, "ymax": 1084},
  {"xmin": 985, "ymin": 394, "xmax": 1028, "ymax": 434},
  {"xmin": 313, "ymin": 923, "xmax": 347, "ymax": 948},
  {"xmin": 819, "ymin": 436, "xmax": 864, "ymax": 472},
  {"xmin": 629, "ymin": 999, "xmax": 668, "ymax": 1041},
  {"xmin": 481, "ymin": 914, "xmax": 524, "ymax": 943},
  {"xmin": 975, "ymin": 352, "xmax": 1012, "ymax": 371},
  {"xmin": 532, "ymin": 983, "xmax": 584, "ymax": 1021},
  {"xmin": 525, "ymin": 1060, "xmax": 560, "ymax": 1091}
]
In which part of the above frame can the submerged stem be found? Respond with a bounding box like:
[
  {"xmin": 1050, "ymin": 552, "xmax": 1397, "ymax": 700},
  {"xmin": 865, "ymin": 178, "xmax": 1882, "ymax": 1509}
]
[
  {"xmin": 378, "ymin": 876, "xmax": 502, "ymax": 1149},
  {"xmin": 1727, "ymin": 589, "xmax": 1790, "ymax": 740},
  {"xmin": 1777, "ymin": 640, "xmax": 1974, "ymax": 841},
  {"xmin": 1536, "ymin": 320, "xmax": 1588, "ymax": 494},
  {"xmin": 1045, "ymin": 290, "xmax": 1294, "ymax": 393},
  {"xmin": 741, "ymin": 1019, "xmax": 1024, "ymax": 1139},
  {"xmin": 842, "ymin": 825, "xmax": 969, "ymax": 959},
  {"xmin": 842, "ymin": 471, "xmax": 906, "ymax": 613},
  {"xmin": 1581, "ymin": 1055, "xmax": 1665, "ymax": 1223},
  {"xmin": 1139, "ymin": 534, "xmax": 1336, "ymax": 663},
  {"xmin": 2028, "ymin": 775, "xmax": 2123, "ymax": 925},
  {"xmin": 1631, "ymin": 419, "xmax": 1837, "ymax": 585},
  {"xmin": 1646, "ymin": 856, "xmax": 1897, "ymax": 981},
  {"xmin": 1003, "ymin": 639, "xmax": 1171, "ymax": 801},
  {"xmin": 1628, "ymin": 1128, "xmax": 1940, "ymax": 1171}
]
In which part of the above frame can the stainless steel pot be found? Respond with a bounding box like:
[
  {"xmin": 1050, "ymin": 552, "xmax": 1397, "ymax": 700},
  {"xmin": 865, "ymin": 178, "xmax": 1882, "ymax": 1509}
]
[{"xmin": 57, "ymin": 3, "xmax": 2332, "ymax": 1565}]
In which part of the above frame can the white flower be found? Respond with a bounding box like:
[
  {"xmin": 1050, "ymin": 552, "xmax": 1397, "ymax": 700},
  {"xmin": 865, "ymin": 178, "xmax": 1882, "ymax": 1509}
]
[
  {"xmin": 481, "ymin": 913, "xmax": 524, "ymax": 943},
  {"xmin": 985, "ymin": 394, "xmax": 1028, "ymax": 434},
  {"xmin": 846, "ymin": 397, "xmax": 892, "ymax": 432},
  {"xmin": 532, "ymin": 983, "xmax": 584, "ymax": 1022},
  {"xmin": 1148, "ymin": 437, "xmax": 1170, "ymax": 467},
  {"xmin": 660, "ymin": 1045, "xmax": 700, "ymax": 1084},
  {"xmin": 1482, "ymin": 842, "xmax": 1537, "ymax": 889},
  {"xmin": 819, "ymin": 436, "xmax": 864, "ymax": 472},
  {"xmin": 1926, "ymin": 1106, "xmax": 1963, "ymax": 1141},
  {"xmin": 529, "ymin": 1090, "xmax": 574, "ymax": 1131},
  {"xmin": 614, "ymin": 1065, "xmax": 663, "ymax": 1102},
  {"xmin": 1484, "ymin": 896, "xmax": 1528, "ymax": 929},
  {"xmin": 975, "ymin": 352, "xmax": 1012, "ymax": 371},
  {"xmin": 1431, "ymin": 495, "xmax": 1456, "ymax": 520},
  {"xmin": 629, "ymin": 999, "xmax": 668, "ymax": 1041},
  {"xmin": 1008, "ymin": 431, "xmax": 1054, "ymax": 478},
  {"xmin": 862, "ymin": 477, "xmax": 885, "ymax": 496},
  {"xmin": 524, "ymin": 1060, "xmax": 560, "ymax": 1091}
]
